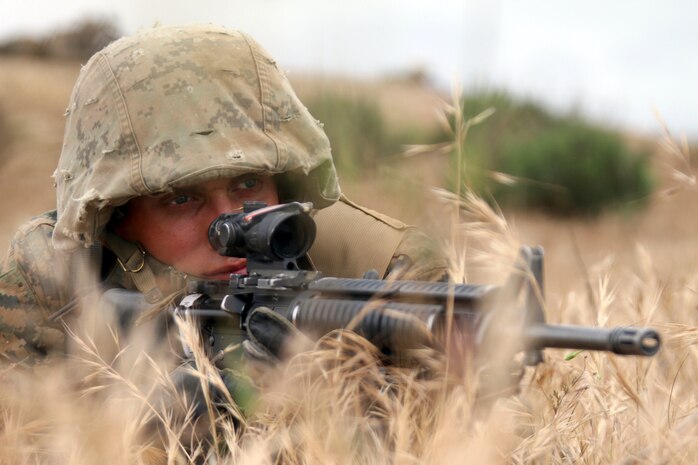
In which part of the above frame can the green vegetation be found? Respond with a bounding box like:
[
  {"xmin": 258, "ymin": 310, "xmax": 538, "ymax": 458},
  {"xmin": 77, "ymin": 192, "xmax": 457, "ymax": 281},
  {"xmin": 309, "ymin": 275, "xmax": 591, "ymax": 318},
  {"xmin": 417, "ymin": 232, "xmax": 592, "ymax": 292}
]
[
  {"xmin": 450, "ymin": 91, "xmax": 654, "ymax": 216},
  {"xmin": 305, "ymin": 94, "xmax": 426, "ymax": 179},
  {"xmin": 495, "ymin": 121, "xmax": 653, "ymax": 215},
  {"xmin": 304, "ymin": 89, "xmax": 653, "ymax": 216}
]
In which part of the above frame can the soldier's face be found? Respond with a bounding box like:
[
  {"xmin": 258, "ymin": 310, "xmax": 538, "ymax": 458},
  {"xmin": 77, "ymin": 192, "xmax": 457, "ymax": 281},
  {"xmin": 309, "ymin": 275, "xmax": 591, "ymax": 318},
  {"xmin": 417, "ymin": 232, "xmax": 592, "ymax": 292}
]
[{"xmin": 115, "ymin": 175, "xmax": 279, "ymax": 279}]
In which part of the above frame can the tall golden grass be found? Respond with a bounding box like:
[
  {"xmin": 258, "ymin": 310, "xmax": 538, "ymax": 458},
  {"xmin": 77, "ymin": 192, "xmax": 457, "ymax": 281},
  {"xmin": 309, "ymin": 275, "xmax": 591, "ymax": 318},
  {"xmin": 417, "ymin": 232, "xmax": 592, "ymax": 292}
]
[
  {"xmin": 1, "ymin": 186, "xmax": 695, "ymax": 464},
  {"xmin": 2, "ymin": 57, "xmax": 698, "ymax": 465}
]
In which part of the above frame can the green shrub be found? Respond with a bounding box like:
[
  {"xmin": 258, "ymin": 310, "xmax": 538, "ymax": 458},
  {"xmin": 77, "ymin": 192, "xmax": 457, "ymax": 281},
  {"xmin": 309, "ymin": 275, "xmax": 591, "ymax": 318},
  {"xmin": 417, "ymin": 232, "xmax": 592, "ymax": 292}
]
[
  {"xmin": 448, "ymin": 91, "xmax": 654, "ymax": 216},
  {"xmin": 444, "ymin": 92, "xmax": 556, "ymax": 192},
  {"xmin": 494, "ymin": 122, "xmax": 654, "ymax": 215}
]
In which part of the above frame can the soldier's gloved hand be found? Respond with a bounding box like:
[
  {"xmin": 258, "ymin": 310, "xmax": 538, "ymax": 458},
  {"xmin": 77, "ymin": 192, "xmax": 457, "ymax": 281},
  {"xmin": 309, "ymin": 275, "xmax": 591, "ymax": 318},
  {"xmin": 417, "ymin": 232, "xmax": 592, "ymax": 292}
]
[
  {"xmin": 170, "ymin": 362, "xmax": 257, "ymax": 422},
  {"xmin": 169, "ymin": 361, "xmax": 225, "ymax": 418},
  {"xmin": 242, "ymin": 306, "xmax": 313, "ymax": 365}
]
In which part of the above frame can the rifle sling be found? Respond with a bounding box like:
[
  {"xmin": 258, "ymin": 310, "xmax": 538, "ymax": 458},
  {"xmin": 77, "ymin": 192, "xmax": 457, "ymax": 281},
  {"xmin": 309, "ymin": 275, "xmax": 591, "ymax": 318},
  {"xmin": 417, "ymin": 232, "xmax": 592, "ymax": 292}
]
[{"xmin": 101, "ymin": 230, "xmax": 164, "ymax": 303}]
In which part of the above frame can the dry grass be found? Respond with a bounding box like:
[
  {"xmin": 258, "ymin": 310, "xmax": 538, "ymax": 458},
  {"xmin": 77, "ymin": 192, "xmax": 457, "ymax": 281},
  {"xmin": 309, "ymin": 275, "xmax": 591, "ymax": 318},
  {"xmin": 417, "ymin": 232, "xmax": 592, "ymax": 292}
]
[
  {"xmin": 2, "ymin": 56, "xmax": 698, "ymax": 464},
  {"xmin": 2, "ymin": 192, "xmax": 697, "ymax": 465}
]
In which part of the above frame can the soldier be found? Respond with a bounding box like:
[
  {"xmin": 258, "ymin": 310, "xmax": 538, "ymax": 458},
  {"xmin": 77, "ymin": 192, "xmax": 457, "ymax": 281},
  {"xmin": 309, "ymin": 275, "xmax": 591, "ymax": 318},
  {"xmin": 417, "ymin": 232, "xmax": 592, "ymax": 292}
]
[{"xmin": 0, "ymin": 24, "xmax": 445, "ymax": 366}]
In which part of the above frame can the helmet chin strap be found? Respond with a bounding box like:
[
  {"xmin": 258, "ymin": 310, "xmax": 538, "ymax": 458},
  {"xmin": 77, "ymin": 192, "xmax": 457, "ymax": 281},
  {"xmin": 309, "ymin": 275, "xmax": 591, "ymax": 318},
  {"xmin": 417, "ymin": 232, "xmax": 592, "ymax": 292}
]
[{"xmin": 101, "ymin": 229, "xmax": 187, "ymax": 303}]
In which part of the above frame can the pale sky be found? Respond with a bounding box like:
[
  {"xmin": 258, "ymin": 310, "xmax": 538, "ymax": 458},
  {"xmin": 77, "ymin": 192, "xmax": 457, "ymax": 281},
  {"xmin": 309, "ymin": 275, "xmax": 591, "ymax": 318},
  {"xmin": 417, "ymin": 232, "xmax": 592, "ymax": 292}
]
[{"xmin": 2, "ymin": 0, "xmax": 697, "ymax": 136}]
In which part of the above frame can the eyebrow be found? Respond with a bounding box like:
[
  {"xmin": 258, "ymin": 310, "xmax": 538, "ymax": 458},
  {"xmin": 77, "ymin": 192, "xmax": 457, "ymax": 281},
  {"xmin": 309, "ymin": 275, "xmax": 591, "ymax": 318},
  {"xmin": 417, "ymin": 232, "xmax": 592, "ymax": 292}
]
[
  {"xmin": 149, "ymin": 187, "xmax": 201, "ymax": 200},
  {"xmin": 152, "ymin": 175, "xmax": 267, "ymax": 199}
]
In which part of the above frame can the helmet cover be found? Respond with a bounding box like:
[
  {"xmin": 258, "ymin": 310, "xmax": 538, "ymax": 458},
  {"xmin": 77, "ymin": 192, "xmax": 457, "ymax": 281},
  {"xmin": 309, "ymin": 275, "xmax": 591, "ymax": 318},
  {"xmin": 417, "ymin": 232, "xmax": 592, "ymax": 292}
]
[{"xmin": 54, "ymin": 24, "xmax": 340, "ymax": 251}]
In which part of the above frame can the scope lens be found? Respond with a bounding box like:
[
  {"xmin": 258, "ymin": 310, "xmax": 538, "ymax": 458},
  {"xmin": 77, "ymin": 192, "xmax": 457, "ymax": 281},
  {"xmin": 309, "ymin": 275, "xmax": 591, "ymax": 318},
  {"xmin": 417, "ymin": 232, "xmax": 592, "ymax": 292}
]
[
  {"xmin": 208, "ymin": 203, "xmax": 317, "ymax": 261},
  {"xmin": 208, "ymin": 212, "xmax": 246, "ymax": 256},
  {"xmin": 270, "ymin": 214, "xmax": 315, "ymax": 259}
]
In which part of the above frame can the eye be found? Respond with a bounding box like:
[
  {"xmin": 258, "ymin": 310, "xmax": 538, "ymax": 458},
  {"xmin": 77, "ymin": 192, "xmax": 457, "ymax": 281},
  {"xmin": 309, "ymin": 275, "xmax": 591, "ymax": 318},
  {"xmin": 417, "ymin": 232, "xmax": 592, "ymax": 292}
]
[
  {"xmin": 234, "ymin": 177, "xmax": 262, "ymax": 192},
  {"xmin": 165, "ymin": 193, "xmax": 196, "ymax": 206}
]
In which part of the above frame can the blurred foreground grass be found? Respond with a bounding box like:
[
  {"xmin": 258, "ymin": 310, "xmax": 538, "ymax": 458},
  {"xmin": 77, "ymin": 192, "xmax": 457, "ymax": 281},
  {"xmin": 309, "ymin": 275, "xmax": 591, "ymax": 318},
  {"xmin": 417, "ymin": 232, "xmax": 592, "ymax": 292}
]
[
  {"xmin": 1, "ymin": 188, "xmax": 697, "ymax": 465},
  {"xmin": 1, "ymin": 52, "xmax": 698, "ymax": 465}
]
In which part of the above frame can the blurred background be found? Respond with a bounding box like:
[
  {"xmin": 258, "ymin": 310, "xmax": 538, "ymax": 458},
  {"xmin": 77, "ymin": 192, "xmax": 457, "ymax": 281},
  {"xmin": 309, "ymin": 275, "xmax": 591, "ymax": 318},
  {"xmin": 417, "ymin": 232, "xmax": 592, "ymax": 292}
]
[{"xmin": 0, "ymin": 0, "xmax": 696, "ymax": 296}]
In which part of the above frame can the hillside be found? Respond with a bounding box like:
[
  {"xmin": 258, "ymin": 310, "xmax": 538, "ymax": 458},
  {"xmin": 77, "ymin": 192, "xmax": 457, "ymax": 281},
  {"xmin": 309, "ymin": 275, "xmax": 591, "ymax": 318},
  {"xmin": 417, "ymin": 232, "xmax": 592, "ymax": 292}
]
[
  {"xmin": 0, "ymin": 55, "xmax": 696, "ymax": 296},
  {"xmin": 0, "ymin": 56, "xmax": 80, "ymax": 245}
]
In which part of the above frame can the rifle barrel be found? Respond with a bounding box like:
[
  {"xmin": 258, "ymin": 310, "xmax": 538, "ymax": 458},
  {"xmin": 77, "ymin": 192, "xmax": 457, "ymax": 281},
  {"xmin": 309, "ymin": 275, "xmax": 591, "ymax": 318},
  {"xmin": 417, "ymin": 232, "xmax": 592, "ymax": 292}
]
[{"xmin": 525, "ymin": 324, "xmax": 660, "ymax": 356}]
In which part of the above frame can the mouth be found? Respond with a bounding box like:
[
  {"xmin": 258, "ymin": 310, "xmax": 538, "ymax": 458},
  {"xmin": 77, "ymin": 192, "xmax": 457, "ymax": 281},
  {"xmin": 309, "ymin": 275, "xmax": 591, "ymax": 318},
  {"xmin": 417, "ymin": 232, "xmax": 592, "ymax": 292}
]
[{"xmin": 204, "ymin": 258, "xmax": 247, "ymax": 279}]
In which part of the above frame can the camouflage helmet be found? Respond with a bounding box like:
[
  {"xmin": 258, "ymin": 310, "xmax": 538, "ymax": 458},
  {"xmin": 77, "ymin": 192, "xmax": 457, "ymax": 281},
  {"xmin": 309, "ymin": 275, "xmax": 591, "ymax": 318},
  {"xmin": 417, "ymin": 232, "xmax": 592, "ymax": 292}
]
[{"xmin": 53, "ymin": 24, "xmax": 340, "ymax": 251}]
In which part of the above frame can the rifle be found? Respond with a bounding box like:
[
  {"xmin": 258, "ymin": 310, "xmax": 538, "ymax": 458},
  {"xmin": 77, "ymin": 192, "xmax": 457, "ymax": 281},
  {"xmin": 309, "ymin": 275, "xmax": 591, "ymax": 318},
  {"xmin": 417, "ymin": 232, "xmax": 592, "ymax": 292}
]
[{"xmin": 167, "ymin": 201, "xmax": 660, "ymax": 368}]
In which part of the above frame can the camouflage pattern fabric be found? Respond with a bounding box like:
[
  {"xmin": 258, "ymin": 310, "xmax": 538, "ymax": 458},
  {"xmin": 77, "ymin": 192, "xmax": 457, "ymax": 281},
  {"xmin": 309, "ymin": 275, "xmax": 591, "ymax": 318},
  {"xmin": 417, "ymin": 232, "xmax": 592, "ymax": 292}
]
[
  {"xmin": 54, "ymin": 24, "xmax": 339, "ymax": 252},
  {"xmin": 0, "ymin": 213, "xmax": 68, "ymax": 363},
  {"xmin": 0, "ymin": 24, "xmax": 445, "ymax": 365},
  {"xmin": 0, "ymin": 201, "xmax": 445, "ymax": 365}
]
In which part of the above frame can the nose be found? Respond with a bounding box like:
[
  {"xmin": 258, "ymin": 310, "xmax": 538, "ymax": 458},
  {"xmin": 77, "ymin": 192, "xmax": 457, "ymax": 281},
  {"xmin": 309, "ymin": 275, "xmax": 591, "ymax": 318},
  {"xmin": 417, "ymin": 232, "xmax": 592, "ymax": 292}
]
[{"xmin": 209, "ymin": 192, "xmax": 244, "ymax": 217}]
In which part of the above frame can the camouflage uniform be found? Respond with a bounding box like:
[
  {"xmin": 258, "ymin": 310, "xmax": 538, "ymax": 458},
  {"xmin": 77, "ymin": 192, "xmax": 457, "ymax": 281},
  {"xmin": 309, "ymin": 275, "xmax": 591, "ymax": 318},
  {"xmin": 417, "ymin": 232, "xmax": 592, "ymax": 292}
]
[{"xmin": 0, "ymin": 25, "xmax": 445, "ymax": 365}]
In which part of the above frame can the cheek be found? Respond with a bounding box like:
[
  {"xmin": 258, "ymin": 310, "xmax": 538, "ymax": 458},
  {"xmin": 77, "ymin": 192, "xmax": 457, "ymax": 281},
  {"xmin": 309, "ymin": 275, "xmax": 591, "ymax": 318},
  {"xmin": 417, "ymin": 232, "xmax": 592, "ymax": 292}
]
[
  {"xmin": 140, "ymin": 220, "xmax": 209, "ymax": 269},
  {"xmin": 118, "ymin": 204, "xmax": 211, "ymax": 271}
]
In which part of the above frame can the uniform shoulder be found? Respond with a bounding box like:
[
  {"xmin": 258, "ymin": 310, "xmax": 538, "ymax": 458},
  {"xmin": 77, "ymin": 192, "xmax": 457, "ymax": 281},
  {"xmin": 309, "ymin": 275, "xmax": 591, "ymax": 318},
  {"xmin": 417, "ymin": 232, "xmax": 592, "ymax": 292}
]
[
  {"xmin": 309, "ymin": 196, "xmax": 445, "ymax": 279},
  {"xmin": 0, "ymin": 211, "xmax": 67, "ymax": 361},
  {"xmin": 4, "ymin": 211, "xmax": 72, "ymax": 315},
  {"xmin": 10, "ymin": 210, "xmax": 56, "ymax": 249},
  {"xmin": 309, "ymin": 196, "xmax": 408, "ymax": 278},
  {"xmin": 9, "ymin": 211, "xmax": 61, "ymax": 275}
]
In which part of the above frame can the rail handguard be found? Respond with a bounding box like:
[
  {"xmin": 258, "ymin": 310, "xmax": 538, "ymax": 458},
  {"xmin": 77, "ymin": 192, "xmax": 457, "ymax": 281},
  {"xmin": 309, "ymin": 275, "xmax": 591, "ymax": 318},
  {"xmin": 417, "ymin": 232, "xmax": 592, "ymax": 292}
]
[{"xmin": 174, "ymin": 201, "xmax": 661, "ymax": 366}]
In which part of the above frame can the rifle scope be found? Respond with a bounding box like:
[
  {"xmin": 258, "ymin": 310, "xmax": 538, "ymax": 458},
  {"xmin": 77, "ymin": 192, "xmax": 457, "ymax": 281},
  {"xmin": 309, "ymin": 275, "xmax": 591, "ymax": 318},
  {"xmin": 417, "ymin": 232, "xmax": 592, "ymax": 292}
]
[{"xmin": 208, "ymin": 202, "xmax": 316, "ymax": 261}]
